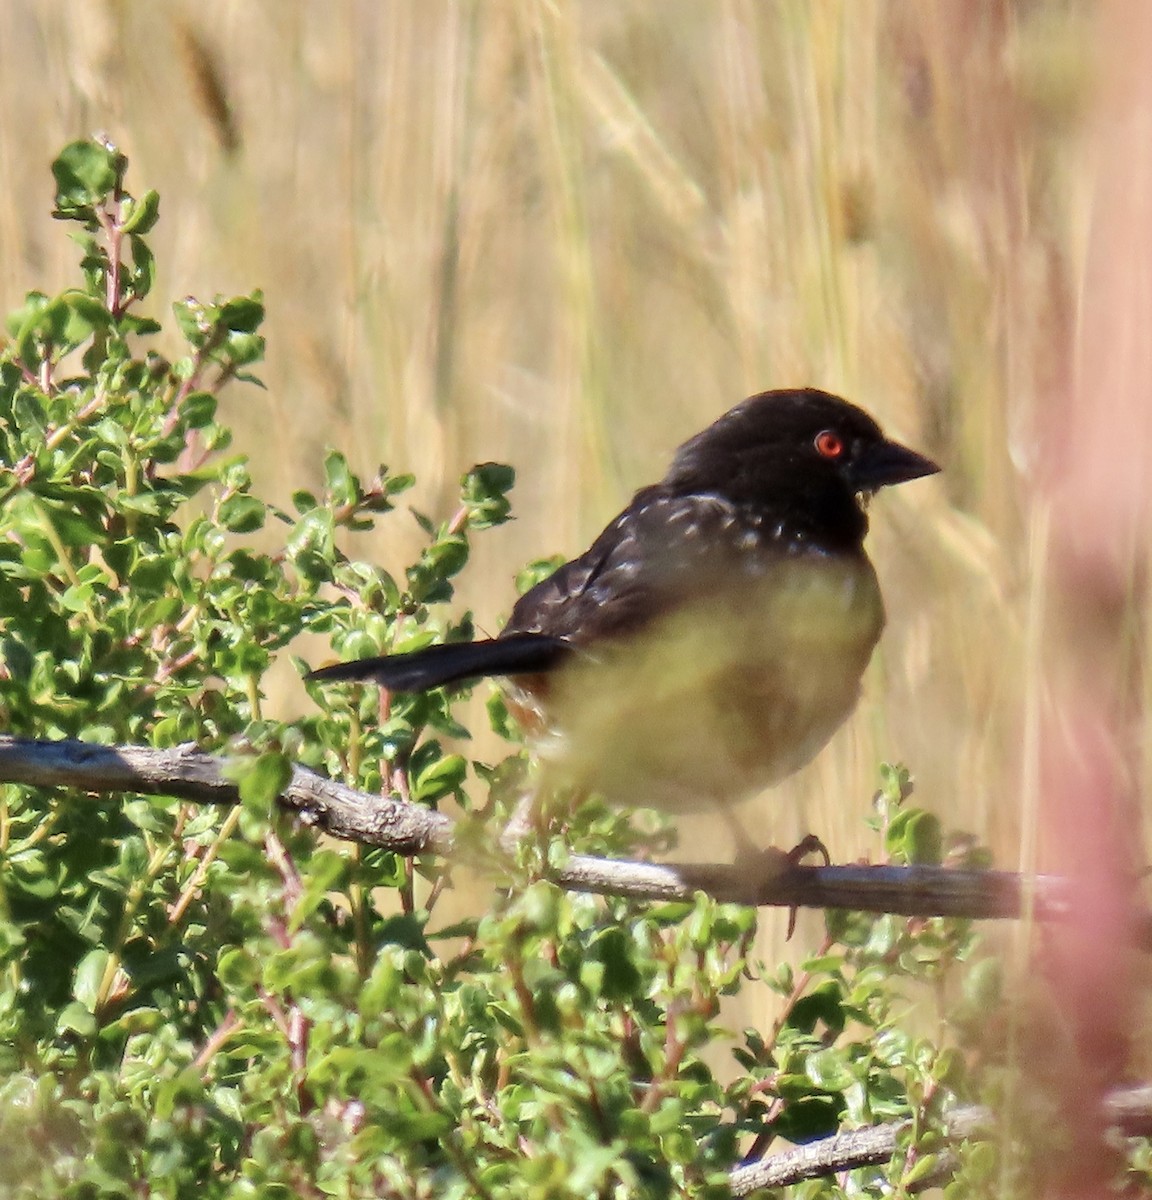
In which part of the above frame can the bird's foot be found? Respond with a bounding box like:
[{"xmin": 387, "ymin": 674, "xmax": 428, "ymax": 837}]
[
  {"xmin": 732, "ymin": 830, "xmax": 829, "ymax": 874},
  {"xmin": 734, "ymin": 833, "xmax": 830, "ymax": 938},
  {"xmin": 784, "ymin": 832, "xmax": 831, "ymax": 869}
]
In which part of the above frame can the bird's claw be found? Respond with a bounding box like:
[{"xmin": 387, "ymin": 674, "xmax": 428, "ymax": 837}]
[{"xmin": 734, "ymin": 833, "xmax": 831, "ymax": 938}]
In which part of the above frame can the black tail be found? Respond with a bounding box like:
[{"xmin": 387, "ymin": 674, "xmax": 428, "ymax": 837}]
[{"xmin": 306, "ymin": 633, "xmax": 571, "ymax": 693}]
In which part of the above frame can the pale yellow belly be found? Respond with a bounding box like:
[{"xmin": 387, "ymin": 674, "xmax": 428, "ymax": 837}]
[{"xmin": 525, "ymin": 556, "xmax": 885, "ymax": 813}]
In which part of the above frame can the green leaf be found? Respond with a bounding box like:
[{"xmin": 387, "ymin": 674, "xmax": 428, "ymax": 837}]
[
  {"xmin": 903, "ymin": 1152, "xmax": 943, "ymax": 1187},
  {"xmin": 887, "ymin": 809, "xmax": 943, "ymax": 866},
  {"xmin": 461, "ymin": 461, "xmax": 515, "ymax": 529},
  {"xmin": 878, "ymin": 761, "xmax": 913, "ymax": 806},
  {"xmin": 118, "ymin": 313, "xmax": 162, "ymax": 336},
  {"xmin": 172, "ymin": 296, "xmax": 214, "ymax": 346},
  {"xmin": 292, "ymin": 850, "xmax": 349, "ymax": 929},
  {"xmin": 56, "ymin": 1000, "xmax": 98, "ymax": 1038},
  {"xmin": 385, "ymin": 472, "xmax": 415, "ymax": 495},
  {"xmin": 73, "ymin": 946, "xmax": 110, "ymax": 1011},
  {"xmin": 323, "ymin": 450, "xmax": 358, "ymax": 507},
  {"xmin": 233, "ymin": 751, "xmax": 292, "ymax": 810},
  {"xmin": 219, "ymin": 492, "xmax": 267, "ymax": 533},
  {"xmin": 52, "ymin": 139, "xmax": 122, "ymax": 215},
  {"xmin": 5, "ymin": 290, "xmax": 47, "ymax": 339},
  {"xmin": 804, "ymin": 1047, "xmax": 854, "ymax": 1091},
  {"xmin": 217, "ymin": 947, "xmax": 258, "ymax": 990},
  {"xmin": 516, "ymin": 555, "xmax": 565, "ymax": 595},
  {"xmin": 787, "ymin": 980, "xmax": 845, "ymax": 1036},
  {"xmin": 411, "ymin": 752, "xmax": 467, "ymax": 803},
  {"xmin": 119, "ymin": 942, "xmax": 185, "ymax": 992},
  {"xmin": 154, "ymin": 1068, "xmax": 206, "ymax": 1121},
  {"xmin": 407, "ymin": 536, "xmax": 468, "ymax": 602},
  {"xmin": 588, "ymin": 926, "xmax": 642, "ymax": 1001},
  {"xmin": 219, "ymin": 294, "xmax": 265, "ymax": 333},
  {"xmin": 180, "ymin": 390, "xmax": 217, "ymax": 429},
  {"xmin": 8, "ymin": 852, "xmax": 64, "ymax": 899},
  {"xmin": 222, "ymin": 331, "xmax": 265, "ymax": 367},
  {"xmin": 121, "ymin": 188, "xmax": 160, "ymax": 234},
  {"xmin": 128, "ymin": 234, "xmax": 156, "ymax": 300},
  {"xmin": 39, "ymin": 290, "xmax": 111, "ymax": 351}
]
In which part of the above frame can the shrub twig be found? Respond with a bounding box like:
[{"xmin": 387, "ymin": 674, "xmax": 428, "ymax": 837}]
[
  {"xmin": 731, "ymin": 1086, "xmax": 1152, "ymax": 1194},
  {"xmin": 2, "ymin": 733, "xmax": 1149, "ymax": 937}
]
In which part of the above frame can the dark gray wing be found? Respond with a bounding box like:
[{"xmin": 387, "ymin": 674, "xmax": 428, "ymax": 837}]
[
  {"xmin": 310, "ymin": 489, "xmax": 773, "ymax": 693},
  {"xmin": 503, "ymin": 487, "xmax": 766, "ymax": 645}
]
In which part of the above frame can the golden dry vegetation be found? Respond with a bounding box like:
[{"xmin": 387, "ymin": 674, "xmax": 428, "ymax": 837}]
[{"xmin": 2, "ymin": 0, "xmax": 1149, "ymax": 1122}]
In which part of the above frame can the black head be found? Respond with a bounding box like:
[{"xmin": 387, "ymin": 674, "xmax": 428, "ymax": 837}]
[{"xmin": 662, "ymin": 388, "xmax": 939, "ymax": 549}]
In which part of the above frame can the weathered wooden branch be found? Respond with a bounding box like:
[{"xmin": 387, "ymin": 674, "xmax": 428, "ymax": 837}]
[
  {"xmin": 730, "ymin": 1084, "xmax": 1152, "ymax": 1194},
  {"xmin": 730, "ymin": 1106, "xmax": 984, "ymax": 1195},
  {"xmin": 0, "ymin": 734, "xmax": 1149, "ymax": 939}
]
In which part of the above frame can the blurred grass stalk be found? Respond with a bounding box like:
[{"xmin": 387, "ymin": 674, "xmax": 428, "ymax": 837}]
[{"xmin": 1013, "ymin": 1, "xmax": 1152, "ymax": 1192}]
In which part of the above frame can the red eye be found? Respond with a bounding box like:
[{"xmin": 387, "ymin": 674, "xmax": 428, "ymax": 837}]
[{"xmin": 814, "ymin": 429, "xmax": 845, "ymax": 459}]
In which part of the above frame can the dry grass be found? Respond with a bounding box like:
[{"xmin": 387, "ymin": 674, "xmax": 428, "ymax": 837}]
[{"xmin": 1, "ymin": 0, "xmax": 1147, "ymax": 1153}]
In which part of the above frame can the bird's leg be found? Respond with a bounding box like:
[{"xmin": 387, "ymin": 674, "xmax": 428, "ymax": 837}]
[
  {"xmin": 718, "ymin": 798, "xmax": 760, "ymax": 863},
  {"xmin": 721, "ymin": 804, "xmax": 831, "ymax": 937},
  {"xmin": 499, "ymin": 790, "xmax": 539, "ymax": 852},
  {"xmin": 496, "ymin": 752, "xmax": 561, "ymax": 853},
  {"xmin": 498, "ymin": 779, "xmax": 583, "ymax": 854}
]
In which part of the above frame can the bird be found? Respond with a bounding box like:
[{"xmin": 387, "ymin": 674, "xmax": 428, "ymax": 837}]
[{"xmin": 307, "ymin": 389, "xmax": 938, "ymax": 847}]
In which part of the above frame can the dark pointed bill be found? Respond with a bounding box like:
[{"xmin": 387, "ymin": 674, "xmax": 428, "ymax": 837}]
[{"xmin": 852, "ymin": 439, "xmax": 940, "ymax": 491}]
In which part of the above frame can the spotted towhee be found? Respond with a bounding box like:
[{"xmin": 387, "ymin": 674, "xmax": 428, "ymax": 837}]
[{"xmin": 308, "ymin": 389, "xmax": 938, "ymax": 841}]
